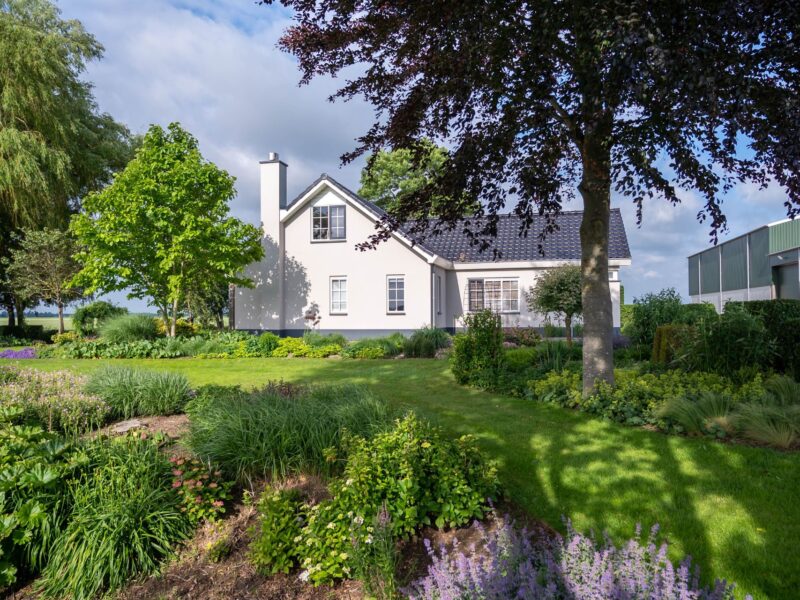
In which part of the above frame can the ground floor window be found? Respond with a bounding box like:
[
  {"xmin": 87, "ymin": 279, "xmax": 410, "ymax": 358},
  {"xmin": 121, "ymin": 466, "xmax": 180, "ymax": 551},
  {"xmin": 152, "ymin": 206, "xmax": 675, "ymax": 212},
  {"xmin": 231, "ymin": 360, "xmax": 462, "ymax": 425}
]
[
  {"xmin": 467, "ymin": 278, "xmax": 519, "ymax": 313},
  {"xmin": 330, "ymin": 276, "xmax": 347, "ymax": 313},
  {"xmin": 387, "ymin": 276, "xmax": 405, "ymax": 313}
]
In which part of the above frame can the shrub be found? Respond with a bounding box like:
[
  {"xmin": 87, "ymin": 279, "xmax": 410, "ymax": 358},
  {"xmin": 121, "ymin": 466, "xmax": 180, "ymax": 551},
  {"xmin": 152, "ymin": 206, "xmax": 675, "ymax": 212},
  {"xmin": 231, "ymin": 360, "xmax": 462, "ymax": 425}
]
[
  {"xmin": 39, "ymin": 435, "xmax": 193, "ymax": 600},
  {"xmin": 731, "ymin": 300, "xmax": 800, "ymax": 376},
  {"xmin": 71, "ymin": 301, "xmax": 128, "ymax": 337},
  {"xmin": 257, "ymin": 331, "xmax": 280, "ymax": 354},
  {"xmin": 451, "ymin": 310, "xmax": 505, "ymax": 388},
  {"xmin": 169, "ymin": 455, "xmax": 233, "ymax": 525},
  {"xmin": 304, "ymin": 330, "xmax": 348, "ymax": 348},
  {"xmin": 185, "ymin": 384, "xmax": 392, "ymax": 484},
  {"xmin": 85, "ymin": 366, "xmax": 191, "ymax": 419},
  {"xmin": 305, "ymin": 343, "xmax": 342, "ymax": 358},
  {"xmin": 155, "ymin": 318, "xmax": 199, "ymax": 337},
  {"xmin": 503, "ymin": 326, "xmax": 540, "ymax": 347},
  {"xmin": 681, "ymin": 304, "xmax": 774, "ymax": 374},
  {"xmin": 51, "ymin": 331, "xmax": 80, "ymax": 345},
  {"xmin": 296, "ymin": 414, "xmax": 498, "ymax": 585},
  {"xmin": 542, "ymin": 322, "xmax": 565, "ymax": 338},
  {"xmin": 0, "ymin": 324, "xmax": 50, "ymax": 342},
  {"xmin": 651, "ymin": 323, "xmax": 693, "ymax": 365},
  {"xmin": 249, "ymin": 487, "xmax": 305, "ymax": 575},
  {"xmin": 0, "ymin": 367, "xmax": 109, "ymax": 435},
  {"xmin": 404, "ymin": 326, "xmax": 451, "ymax": 358},
  {"xmin": 405, "ymin": 518, "xmax": 741, "ymax": 600},
  {"xmin": 271, "ymin": 336, "xmax": 311, "ymax": 357},
  {"xmin": 100, "ymin": 314, "xmax": 160, "ymax": 343},
  {"xmin": 627, "ymin": 288, "xmax": 684, "ymax": 347}
]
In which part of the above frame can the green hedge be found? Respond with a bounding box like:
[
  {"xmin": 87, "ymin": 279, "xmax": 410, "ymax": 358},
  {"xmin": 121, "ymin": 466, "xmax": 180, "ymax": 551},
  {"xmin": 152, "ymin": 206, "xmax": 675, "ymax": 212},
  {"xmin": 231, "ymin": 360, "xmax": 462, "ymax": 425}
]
[
  {"xmin": 651, "ymin": 324, "xmax": 693, "ymax": 365},
  {"xmin": 728, "ymin": 300, "xmax": 800, "ymax": 376}
]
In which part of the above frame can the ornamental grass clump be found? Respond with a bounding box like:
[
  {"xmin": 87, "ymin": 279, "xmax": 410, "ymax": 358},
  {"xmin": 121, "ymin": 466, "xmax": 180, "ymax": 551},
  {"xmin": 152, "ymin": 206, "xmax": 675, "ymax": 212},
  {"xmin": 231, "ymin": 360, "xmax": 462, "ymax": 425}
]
[
  {"xmin": 185, "ymin": 383, "xmax": 392, "ymax": 485},
  {"xmin": 405, "ymin": 519, "xmax": 744, "ymax": 600},
  {"xmin": 99, "ymin": 313, "xmax": 160, "ymax": 343},
  {"xmin": 85, "ymin": 366, "xmax": 191, "ymax": 419}
]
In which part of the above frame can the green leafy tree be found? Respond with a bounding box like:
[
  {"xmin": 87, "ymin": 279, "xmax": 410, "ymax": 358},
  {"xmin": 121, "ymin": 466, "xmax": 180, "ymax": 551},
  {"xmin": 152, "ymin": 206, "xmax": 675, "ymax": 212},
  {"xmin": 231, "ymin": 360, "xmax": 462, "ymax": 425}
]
[
  {"xmin": 272, "ymin": 0, "xmax": 799, "ymax": 395},
  {"xmin": 71, "ymin": 123, "xmax": 264, "ymax": 337},
  {"xmin": 359, "ymin": 140, "xmax": 477, "ymax": 216},
  {"xmin": 0, "ymin": 0, "xmax": 132, "ymax": 326},
  {"xmin": 527, "ymin": 265, "xmax": 582, "ymax": 346},
  {"xmin": 3, "ymin": 228, "xmax": 83, "ymax": 333},
  {"xmin": 185, "ymin": 280, "xmax": 230, "ymax": 330}
]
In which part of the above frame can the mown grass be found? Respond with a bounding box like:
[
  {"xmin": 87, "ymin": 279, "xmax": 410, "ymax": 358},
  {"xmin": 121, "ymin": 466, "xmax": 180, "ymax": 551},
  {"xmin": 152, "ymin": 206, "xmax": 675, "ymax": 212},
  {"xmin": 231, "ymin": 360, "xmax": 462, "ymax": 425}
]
[{"xmin": 17, "ymin": 357, "xmax": 800, "ymax": 600}]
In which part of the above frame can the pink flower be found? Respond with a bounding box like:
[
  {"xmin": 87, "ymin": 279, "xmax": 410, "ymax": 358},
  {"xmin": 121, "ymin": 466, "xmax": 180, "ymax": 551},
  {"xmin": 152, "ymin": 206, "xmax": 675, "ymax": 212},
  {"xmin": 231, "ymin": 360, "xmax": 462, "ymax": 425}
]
[
  {"xmin": 172, "ymin": 469, "xmax": 183, "ymax": 476},
  {"xmin": 212, "ymin": 500, "xmax": 224, "ymax": 507},
  {"xmin": 208, "ymin": 482, "xmax": 218, "ymax": 489},
  {"xmin": 172, "ymin": 481, "xmax": 182, "ymax": 488}
]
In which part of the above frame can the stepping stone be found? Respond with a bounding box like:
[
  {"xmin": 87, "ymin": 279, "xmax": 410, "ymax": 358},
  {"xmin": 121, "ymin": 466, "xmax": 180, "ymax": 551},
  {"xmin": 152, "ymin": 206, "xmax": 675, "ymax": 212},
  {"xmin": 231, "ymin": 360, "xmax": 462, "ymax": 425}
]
[{"xmin": 112, "ymin": 419, "xmax": 146, "ymax": 434}]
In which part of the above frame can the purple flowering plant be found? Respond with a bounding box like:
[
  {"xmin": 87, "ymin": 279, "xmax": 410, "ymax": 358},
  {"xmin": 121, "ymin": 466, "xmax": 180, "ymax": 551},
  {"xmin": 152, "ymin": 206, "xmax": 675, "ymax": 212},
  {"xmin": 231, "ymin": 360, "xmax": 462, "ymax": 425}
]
[
  {"xmin": 405, "ymin": 518, "xmax": 748, "ymax": 600},
  {"xmin": 0, "ymin": 347, "xmax": 36, "ymax": 359}
]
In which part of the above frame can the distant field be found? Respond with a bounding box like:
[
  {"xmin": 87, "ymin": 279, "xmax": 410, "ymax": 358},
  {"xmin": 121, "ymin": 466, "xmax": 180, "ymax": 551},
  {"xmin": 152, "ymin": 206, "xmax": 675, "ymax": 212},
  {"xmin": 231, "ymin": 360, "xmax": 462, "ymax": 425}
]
[{"xmin": 22, "ymin": 316, "xmax": 73, "ymax": 331}]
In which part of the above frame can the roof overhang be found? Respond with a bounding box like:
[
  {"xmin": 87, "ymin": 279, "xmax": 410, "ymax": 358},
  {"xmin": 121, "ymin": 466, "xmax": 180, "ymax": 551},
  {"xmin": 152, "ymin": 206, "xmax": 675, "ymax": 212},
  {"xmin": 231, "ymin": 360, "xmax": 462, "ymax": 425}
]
[{"xmin": 451, "ymin": 258, "xmax": 631, "ymax": 271}]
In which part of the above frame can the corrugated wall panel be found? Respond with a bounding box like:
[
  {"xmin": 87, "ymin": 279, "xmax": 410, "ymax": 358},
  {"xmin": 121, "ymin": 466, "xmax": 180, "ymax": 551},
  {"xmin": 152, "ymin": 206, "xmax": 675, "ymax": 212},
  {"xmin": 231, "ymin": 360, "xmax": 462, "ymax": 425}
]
[
  {"xmin": 769, "ymin": 220, "xmax": 800, "ymax": 255},
  {"xmin": 700, "ymin": 248, "xmax": 720, "ymax": 293},
  {"xmin": 749, "ymin": 228, "xmax": 771, "ymax": 287},
  {"xmin": 688, "ymin": 255, "xmax": 700, "ymax": 296},
  {"xmin": 722, "ymin": 237, "xmax": 747, "ymax": 291}
]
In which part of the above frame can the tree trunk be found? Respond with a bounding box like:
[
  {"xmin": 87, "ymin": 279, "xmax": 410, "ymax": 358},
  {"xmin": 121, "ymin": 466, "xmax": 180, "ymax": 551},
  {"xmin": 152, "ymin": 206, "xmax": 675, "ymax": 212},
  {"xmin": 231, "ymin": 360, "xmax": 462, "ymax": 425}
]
[
  {"xmin": 57, "ymin": 301, "xmax": 65, "ymax": 334},
  {"xmin": 4, "ymin": 303, "xmax": 15, "ymax": 328},
  {"xmin": 565, "ymin": 314, "xmax": 573, "ymax": 347},
  {"xmin": 170, "ymin": 297, "xmax": 179, "ymax": 338},
  {"xmin": 578, "ymin": 132, "xmax": 614, "ymax": 396},
  {"xmin": 14, "ymin": 299, "xmax": 25, "ymax": 326}
]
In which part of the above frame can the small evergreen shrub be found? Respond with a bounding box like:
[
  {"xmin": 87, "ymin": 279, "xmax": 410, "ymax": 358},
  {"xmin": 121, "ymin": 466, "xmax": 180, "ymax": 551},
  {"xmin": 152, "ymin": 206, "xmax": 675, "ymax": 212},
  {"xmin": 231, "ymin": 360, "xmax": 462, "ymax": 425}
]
[
  {"xmin": 257, "ymin": 331, "xmax": 280, "ymax": 354},
  {"xmin": 100, "ymin": 314, "xmax": 160, "ymax": 343},
  {"xmin": 71, "ymin": 301, "xmax": 128, "ymax": 336},
  {"xmin": 85, "ymin": 366, "xmax": 191, "ymax": 419},
  {"xmin": 451, "ymin": 310, "xmax": 505, "ymax": 388}
]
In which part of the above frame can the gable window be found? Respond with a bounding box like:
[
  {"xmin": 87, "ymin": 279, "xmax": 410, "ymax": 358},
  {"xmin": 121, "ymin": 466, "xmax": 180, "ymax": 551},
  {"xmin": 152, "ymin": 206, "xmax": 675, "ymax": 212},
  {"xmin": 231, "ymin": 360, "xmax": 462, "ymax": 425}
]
[
  {"xmin": 312, "ymin": 206, "xmax": 346, "ymax": 240},
  {"xmin": 387, "ymin": 276, "xmax": 405, "ymax": 313},
  {"xmin": 467, "ymin": 278, "xmax": 519, "ymax": 313},
  {"xmin": 330, "ymin": 276, "xmax": 347, "ymax": 314}
]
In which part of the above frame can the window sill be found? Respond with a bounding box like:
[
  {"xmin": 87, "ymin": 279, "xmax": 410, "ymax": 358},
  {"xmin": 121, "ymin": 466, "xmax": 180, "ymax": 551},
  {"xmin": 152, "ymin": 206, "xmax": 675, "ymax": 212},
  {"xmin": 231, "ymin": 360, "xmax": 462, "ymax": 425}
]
[
  {"xmin": 386, "ymin": 312, "xmax": 406, "ymax": 315},
  {"xmin": 329, "ymin": 312, "xmax": 348, "ymax": 316},
  {"xmin": 311, "ymin": 239, "xmax": 347, "ymax": 243}
]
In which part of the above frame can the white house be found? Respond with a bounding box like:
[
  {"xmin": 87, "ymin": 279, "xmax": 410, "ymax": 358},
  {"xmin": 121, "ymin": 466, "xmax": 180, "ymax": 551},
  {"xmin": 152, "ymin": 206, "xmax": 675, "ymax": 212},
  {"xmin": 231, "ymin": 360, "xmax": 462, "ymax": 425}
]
[{"xmin": 234, "ymin": 154, "xmax": 632, "ymax": 336}]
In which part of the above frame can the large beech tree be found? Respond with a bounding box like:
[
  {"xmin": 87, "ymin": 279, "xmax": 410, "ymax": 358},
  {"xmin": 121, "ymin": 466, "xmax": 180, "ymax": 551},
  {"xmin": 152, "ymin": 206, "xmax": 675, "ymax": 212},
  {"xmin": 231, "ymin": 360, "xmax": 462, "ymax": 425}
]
[{"xmin": 267, "ymin": 0, "xmax": 800, "ymax": 393}]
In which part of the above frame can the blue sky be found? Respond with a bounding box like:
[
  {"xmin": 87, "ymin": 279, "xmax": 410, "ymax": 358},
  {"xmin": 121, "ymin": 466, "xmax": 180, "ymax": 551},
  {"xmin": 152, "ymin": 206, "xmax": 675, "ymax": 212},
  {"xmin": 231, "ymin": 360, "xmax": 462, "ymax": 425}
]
[{"xmin": 59, "ymin": 0, "xmax": 791, "ymax": 312}]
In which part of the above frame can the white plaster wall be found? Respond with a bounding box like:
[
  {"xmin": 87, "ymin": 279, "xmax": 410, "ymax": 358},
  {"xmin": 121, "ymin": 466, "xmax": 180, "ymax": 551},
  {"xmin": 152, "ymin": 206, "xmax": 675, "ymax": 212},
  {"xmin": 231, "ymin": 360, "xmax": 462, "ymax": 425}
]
[
  {"xmin": 282, "ymin": 188, "xmax": 433, "ymax": 332},
  {"xmin": 234, "ymin": 234, "xmax": 283, "ymax": 330}
]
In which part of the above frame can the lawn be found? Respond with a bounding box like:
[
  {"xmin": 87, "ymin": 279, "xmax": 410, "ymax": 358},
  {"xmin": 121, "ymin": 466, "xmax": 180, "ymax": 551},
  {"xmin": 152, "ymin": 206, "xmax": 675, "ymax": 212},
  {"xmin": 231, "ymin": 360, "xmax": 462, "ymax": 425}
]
[{"xmin": 13, "ymin": 357, "xmax": 799, "ymax": 600}]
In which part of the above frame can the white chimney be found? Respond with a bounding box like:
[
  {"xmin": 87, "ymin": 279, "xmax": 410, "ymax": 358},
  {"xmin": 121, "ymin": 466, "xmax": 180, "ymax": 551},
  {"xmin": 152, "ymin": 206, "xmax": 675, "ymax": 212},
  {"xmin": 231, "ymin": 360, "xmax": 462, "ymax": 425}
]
[{"xmin": 259, "ymin": 153, "xmax": 287, "ymax": 241}]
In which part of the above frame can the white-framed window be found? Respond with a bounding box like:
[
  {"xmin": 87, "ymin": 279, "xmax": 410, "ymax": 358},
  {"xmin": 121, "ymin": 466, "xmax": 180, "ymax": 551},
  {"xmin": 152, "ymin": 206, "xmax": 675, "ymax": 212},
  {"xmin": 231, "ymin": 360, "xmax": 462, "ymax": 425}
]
[
  {"xmin": 330, "ymin": 276, "xmax": 347, "ymax": 314},
  {"xmin": 435, "ymin": 274, "xmax": 442, "ymax": 315},
  {"xmin": 467, "ymin": 278, "xmax": 519, "ymax": 313},
  {"xmin": 387, "ymin": 276, "xmax": 405, "ymax": 313},
  {"xmin": 312, "ymin": 205, "xmax": 346, "ymax": 241}
]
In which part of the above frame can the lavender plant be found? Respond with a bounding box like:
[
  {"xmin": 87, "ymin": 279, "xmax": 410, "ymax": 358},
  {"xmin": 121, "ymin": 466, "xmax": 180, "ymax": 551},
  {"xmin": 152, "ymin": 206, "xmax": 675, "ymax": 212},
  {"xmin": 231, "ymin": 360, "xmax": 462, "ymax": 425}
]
[
  {"xmin": 405, "ymin": 519, "xmax": 746, "ymax": 600},
  {"xmin": 0, "ymin": 347, "xmax": 36, "ymax": 359}
]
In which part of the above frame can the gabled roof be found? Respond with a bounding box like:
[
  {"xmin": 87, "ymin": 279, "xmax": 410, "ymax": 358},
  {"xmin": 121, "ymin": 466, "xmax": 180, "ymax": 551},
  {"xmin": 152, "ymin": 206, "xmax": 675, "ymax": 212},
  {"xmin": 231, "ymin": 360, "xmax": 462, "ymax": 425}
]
[
  {"xmin": 416, "ymin": 210, "xmax": 631, "ymax": 262},
  {"xmin": 285, "ymin": 173, "xmax": 631, "ymax": 264}
]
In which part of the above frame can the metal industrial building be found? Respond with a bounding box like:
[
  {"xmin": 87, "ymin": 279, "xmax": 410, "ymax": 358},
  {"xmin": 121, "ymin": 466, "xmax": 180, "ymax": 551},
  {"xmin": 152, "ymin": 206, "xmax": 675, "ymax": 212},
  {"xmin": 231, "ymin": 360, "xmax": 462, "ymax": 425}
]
[{"xmin": 687, "ymin": 218, "xmax": 800, "ymax": 311}]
